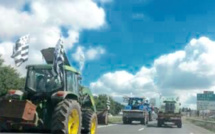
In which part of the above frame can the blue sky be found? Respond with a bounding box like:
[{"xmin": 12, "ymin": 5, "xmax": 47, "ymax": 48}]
[
  {"xmin": 2, "ymin": 0, "xmax": 215, "ymax": 108},
  {"xmin": 74, "ymin": 0, "xmax": 215, "ymax": 85}
]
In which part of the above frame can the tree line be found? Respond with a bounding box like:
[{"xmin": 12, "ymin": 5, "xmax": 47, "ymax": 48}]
[
  {"xmin": 94, "ymin": 94, "xmax": 124, "ymax": 115},
  {"xmin": 0, "ymin": 55, "xmax": 25, "ymax": 96}
]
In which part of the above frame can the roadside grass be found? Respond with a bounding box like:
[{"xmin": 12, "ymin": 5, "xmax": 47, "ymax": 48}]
[
  {"xmin": 108, "ymin": 116, "xmax": 122, "ymax": 124},
  {"xmin": 186, "ymin": 117, "xmax": 215, "ymax": 133}
]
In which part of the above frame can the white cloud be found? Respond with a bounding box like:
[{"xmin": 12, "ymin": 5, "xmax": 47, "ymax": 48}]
[
  {"xmin": 154, "ymin": 37, "xmax": 215, "ymax": 93},
  {"xmin": 90, "ymin": 37, "xmax": 215, "ymax": 108},
  {"xmin": 90, "ymin": 67, "xmax": 158, "ymax": 100},
  {"xmin": 72, "ymin": 46, "xmax": 105, "ymax": 61},
  {"xmin": 0, "ymin": 0, "xmax": 106, "ymax": 74},
  {"xmin": 95, "ymin": 0, "xmax": 113, "ymax": 4},
  {"xmin": 85, "ymin": 46, "xmax": 105, "ymax": 60}
]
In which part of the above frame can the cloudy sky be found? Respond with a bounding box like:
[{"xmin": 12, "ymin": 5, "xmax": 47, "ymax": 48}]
[{"xmin": 1, "ymin": 0, "xmax": 215, "ymax": 109}]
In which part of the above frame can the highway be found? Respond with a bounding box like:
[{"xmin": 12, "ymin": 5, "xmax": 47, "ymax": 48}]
[
  {"xmin": 97, "ymin": 120, "xmax": 214, "ymax": 134},
  {"xmin": 1, "ymin": 120, "xmax": 214, "ymax": 134}
]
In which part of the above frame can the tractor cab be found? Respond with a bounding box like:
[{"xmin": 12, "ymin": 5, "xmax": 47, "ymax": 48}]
[
  {"xmin": 25, "ymin": 64, "xmax": 80, "ymax": 97},
  {"xmin": 163, "ymin": 100, "xmax": 176, "ymax": 113},
  {"xmin": 124, "ymin": 97, "xmax": 145, "ymax": 110},
  {"xmin": 23, "ymin": 47, "xmax": 81, "ymax": 99},
  {"xmin": 26, "ymin": 65, "xmax": 63, "ymax": 93}
]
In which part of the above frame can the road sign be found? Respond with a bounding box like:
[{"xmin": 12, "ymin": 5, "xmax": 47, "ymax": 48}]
[
  {"xmin": 197, "ymin": 92, "xmax": 215, "ymax": 110},
  {"xmin": 197, "ymin": 101, "xmax": 215, "ymax": 110},
  {"xmin": 197, "ymin": 93, "xmax": 215, "ymax": 101}
]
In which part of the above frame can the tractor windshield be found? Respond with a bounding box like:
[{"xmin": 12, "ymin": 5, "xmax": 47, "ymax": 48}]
[
  {"xmin": 26, "ymin": 68, "xmax": 63, "ymax": 92},
  {"xmin": 128, "ymin": 98, "xmax": 143, "ymax": 109},
  {"xmin": 165, "ymin": 102, "xmax": 175, "ymax": 113}
]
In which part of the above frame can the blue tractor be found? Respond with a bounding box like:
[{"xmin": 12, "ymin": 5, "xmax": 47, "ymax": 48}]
[{"xmin": 122, "ymin": 97, "xmax": 149, "ymax": 125}]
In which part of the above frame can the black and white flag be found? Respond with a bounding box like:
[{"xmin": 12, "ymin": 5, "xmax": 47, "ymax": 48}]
[
  {"xmin": 52, "ymin": 38, "xmax": 65, "ymax": 80},
  {"xmin": 11, "ymin": 35, "xmax": 30, "ymax": 67},
  {"xmin": 79, "ymin": 48, "xmax": 85, "ymax": 72},
  {"xmin": 107, "ymin": 96, "xmax": 110, "ymax": 110}
]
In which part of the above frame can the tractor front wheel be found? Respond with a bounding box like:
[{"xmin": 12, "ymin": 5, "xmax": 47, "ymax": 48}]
[
  {"xmin": 82, "ymin": 111, "xmax": 98, "ymax": 134},
  {"xmin": 51, "ymin": 99, "xmax": 82, "ymax": 134}
]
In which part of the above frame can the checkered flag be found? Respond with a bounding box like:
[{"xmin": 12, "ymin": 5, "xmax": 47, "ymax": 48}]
[
  {"xmin": 11, "ymin": 35, "xmax": 30, "ymax": 67},
  {"xmin": 107, "ymin": 96, "xmax": 110, "ymax": 110},
  {"xmin": 52, "ymin": 38, "xmax": 65, "ymax": 80},
  {"xmin": 79, "ymin": 49, "xmax": 85, "ymax": 72}
]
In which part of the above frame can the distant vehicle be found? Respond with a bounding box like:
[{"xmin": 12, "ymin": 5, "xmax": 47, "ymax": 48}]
[
  {"xmin": 157, "ymin": 97, "xmax": 182, "ymax": 128},
  {"xmin": 95, "ymin": 95, "xmax": 110, "ymax": 125},
  {"xmin": 122, "ymin": 97, "xmax": 149, "ymax": 125},
  {"xmin": 97, "ymin": 109, "xmax": 109, "ymax": 125}
]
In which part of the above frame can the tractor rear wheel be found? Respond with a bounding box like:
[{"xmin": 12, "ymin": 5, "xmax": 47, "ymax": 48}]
[
  {"xmin": 51, "ymin": 99, "xmax": 82, "ymax": 134},
  {"xmin": 157, "ymin": 119, "xmax": 162, "ymax": 127},
  {"xmin": 122, "ymin": 117, "xmax": 127, "ymax": 124},
  {"xmin": 104, "ymin": 113, "xmax": 108, "ymax": 125},
  {"xmin": 140, "ymin": 118, "xmax": 146, "ymax": 125},
  {"xmin": 177, "ymin": 120, "xmax": 182, "ymax": 128},
  {"xmin": 128, "ymin": 119, "xmax": 132, "ymax": 124},
  {"xmin": 82, "ymin": 111, "xmax": 98, "ymax": 134}
]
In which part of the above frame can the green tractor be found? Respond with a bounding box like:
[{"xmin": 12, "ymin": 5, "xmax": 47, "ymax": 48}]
[{"xmin": 0, "ymin": 48, "xmax": 97, "ymax": 134}]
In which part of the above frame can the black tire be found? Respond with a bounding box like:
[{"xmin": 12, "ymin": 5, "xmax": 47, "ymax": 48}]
[
  {"xmin": 140, "ymin": 118, "xmax": 146, "ymax": 125},
  {"xmin": 51, "ymin": 99, "xmax": 82, "ymax": 134},
  {"xmin": 104, "ymin": 113, "xmax": 108, "ymax": 125},
  {"xmin": 97, "ymin": 112, "xmax": 108, "ymax": 125},
  {"xmin": 123, "ymin": 117, "xmax": 128, "ymax": 124},
  {"xmin": 82, "ymin": 111, "xmax": 98, "ymax": 134},
  {"xmin": 0, "ymin": 123, "xmax": 10, "ymax": 132},
  {"xmin": 177, "ymin": 120, "xmax": 182, "ymax": 128},
  {"xmin": 128, "ymin": 119, "xmax": 132, "ymax": 124},
  {"xmin": 157, "ymin": 120, "xmax": 162, "ymax": 127},
  {"xmin": 146, "ymin": 117, "xmax": 149, "ymax": 125}
]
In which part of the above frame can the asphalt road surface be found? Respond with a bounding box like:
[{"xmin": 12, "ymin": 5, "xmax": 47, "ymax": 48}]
[
  {"xmin": 98, "ymin": 120, "xmax": 214, "ymax": 134},
  {"xmin": 1, "ymin": 120, "xmax": 214, "ymax": 134}
]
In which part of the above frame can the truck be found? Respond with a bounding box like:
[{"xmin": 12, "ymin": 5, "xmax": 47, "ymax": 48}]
[
  {"xmin": 0, "ymin": 48, "xmax": 98, "ymax": 134},
  {"xmin": 157, "ymin": 97, "xmax": 182, "ymax": 128},
  {"xmin": 122, "ymin": 97, "xmax": 149, "ymax": 125}
]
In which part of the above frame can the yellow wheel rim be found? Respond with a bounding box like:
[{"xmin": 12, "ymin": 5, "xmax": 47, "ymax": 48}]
[
  {"xmin": 91, "ymin": 116, "xmax": 97, "ymax": 134},
  {"xmin": 68, "ymin": 109, "xmax": 79, "ymax": 134}
]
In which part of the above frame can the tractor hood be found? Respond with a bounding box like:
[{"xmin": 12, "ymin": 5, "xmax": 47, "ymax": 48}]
[{"xmin": 41, "ymin": 47, "xmax": 70, "ymax": 66}]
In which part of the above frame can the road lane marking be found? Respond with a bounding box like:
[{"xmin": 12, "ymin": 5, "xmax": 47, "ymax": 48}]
[
  {"xmin": 98, "ymin": 124, "xmax": 117, "ymax": 129},
  {"xmin": 138, "ymin": 128, "xmax": 144, "ymax": 131},
  {"xmin": 190, "ymin": 133, "xmax": 194, "ymax": 134}
]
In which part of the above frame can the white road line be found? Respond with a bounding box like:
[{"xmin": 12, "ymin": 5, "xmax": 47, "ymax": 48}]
[
  {"xmin": 138, "ymin": 128, "xmax": 144, "ymax": 131},
  {"xmin": 190, "ymin": 133, "xmax": 194, "ymax": 134},
  {"xmin": 98, "ymin": 124, "xmax": 117, "ymax": 129}
]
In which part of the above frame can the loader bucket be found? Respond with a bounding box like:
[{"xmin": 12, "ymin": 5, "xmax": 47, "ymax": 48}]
[{"xmin": 41, "ymin": 47, "xmax": 70, "ymax": 66}]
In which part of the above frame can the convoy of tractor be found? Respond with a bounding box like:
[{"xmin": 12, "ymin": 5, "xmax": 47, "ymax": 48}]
[
  {"xmin": 0, "ymin": 48, "xmax": 182, "ymax": 134},
  {"xmin": 122, "ymin": 96, "xmax": 182, "ymax": 128}
]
